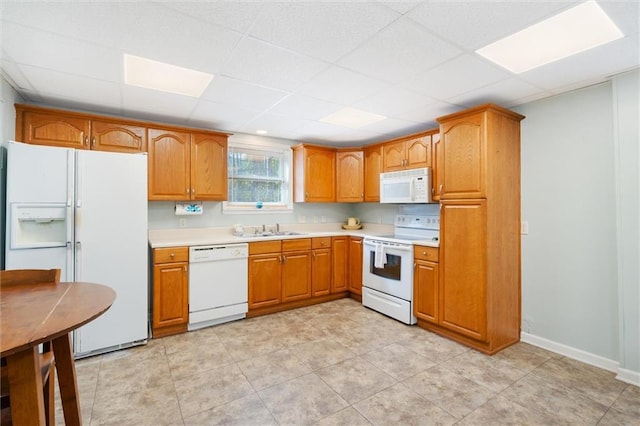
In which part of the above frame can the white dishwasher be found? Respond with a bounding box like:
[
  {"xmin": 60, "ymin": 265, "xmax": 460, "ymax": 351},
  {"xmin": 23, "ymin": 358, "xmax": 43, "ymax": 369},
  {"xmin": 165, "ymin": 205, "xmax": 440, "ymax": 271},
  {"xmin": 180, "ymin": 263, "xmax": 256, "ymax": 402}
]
[{"xmin": 188, "ymin": 243, "xmax": 249, "ymax": 331}]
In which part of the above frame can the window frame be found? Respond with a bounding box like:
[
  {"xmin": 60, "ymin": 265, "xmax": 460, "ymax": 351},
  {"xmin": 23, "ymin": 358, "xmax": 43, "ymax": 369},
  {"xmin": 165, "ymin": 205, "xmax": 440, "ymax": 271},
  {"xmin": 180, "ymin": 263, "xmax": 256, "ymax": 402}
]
[{"xmin": 223, "ymin": 140, "xmax": 294, "ymax": 214}]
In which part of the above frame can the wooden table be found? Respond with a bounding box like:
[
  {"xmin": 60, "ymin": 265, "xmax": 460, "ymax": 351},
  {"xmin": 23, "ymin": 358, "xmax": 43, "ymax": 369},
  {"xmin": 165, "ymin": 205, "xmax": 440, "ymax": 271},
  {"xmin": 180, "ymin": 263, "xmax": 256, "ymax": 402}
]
[{"xmin": 1, "ymin": 281, "xmax": 115, "ymax": 426}]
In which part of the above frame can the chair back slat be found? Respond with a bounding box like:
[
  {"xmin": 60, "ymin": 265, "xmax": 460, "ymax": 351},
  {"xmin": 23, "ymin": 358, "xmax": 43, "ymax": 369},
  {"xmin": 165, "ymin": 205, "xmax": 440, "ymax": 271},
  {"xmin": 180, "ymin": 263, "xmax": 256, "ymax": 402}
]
[{"xmin": 0, "ymin": 269, "xmax": 61, "ymax": 288}]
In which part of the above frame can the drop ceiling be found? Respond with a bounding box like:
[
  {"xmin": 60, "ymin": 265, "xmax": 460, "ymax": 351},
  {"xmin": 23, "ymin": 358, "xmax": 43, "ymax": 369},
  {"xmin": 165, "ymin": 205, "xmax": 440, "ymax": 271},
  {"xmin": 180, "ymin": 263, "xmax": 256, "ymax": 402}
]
[{"xmin": 1, "ymin": 1, "xmax": 638, "ymax": 146}]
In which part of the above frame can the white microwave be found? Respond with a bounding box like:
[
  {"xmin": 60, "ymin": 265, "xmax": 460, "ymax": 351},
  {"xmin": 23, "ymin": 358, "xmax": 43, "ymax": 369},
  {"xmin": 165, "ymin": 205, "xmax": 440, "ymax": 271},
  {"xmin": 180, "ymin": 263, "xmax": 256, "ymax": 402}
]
[{"xmin": 379, "ymin": 167, "xmax": 432, "ymax": 203}]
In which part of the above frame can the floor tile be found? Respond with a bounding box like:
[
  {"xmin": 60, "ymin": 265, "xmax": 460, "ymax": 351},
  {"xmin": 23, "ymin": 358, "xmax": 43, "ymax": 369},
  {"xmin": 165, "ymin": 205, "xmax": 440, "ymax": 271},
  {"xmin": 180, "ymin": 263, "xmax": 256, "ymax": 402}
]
[
  {"xmin": 457, "ymin": 394, "xmax": 560, "ymax": 425},
  {"xmin": 167, "ymin": 339, "xmax": 234, "ymax": 380},
  {"xmin": 290, "ymin": 338, "xmax": 356, "ymax": 371},
  {"xmin": 258, "ymin": 373, "xmax": 349, "ymax": 424},
  {"xmin": 439, "ymin": 349, "xmax": 526, "ymax": 392},
  {"xmin": 217, "ymin": 328, "xmax": 284, "ymax": 362},
  {"xmin": 315, "ymin": 406, "xmax": 372, "ymax": 425},
  {"xmin": 316, "ymin": 356, "xmax": 397, "ymax": 404},
  {"xmin": 394, "ymin": 331, "xmax": 468, "ymax": 363},
  {"xmin": 361, "ymin": 342, "xmax": 435, "ymax": 381},
  {"xmin": 493, "ymin": 342, "xmax": 557, "ymax": 372},
  {"xmin": 403, "ymin": 365, "xmax": 497, "ymax": 419},
  {"xmin": 173, "ymin": 363, "xmax": 255, "ymax": 418},
  {"xmin": 237, "ymin": 347, "xmax": 311, "ymax": 391},
  {"xmin": 353, "ymin": 382, "xmax": 457, "ymax": 425},
  {"xmin": 183, "ymin": 393, "xmax": 277, "ymax": 426},
  {"xmin": 597, "ymin": 384, "xmax": 640, "ymax": 425}
]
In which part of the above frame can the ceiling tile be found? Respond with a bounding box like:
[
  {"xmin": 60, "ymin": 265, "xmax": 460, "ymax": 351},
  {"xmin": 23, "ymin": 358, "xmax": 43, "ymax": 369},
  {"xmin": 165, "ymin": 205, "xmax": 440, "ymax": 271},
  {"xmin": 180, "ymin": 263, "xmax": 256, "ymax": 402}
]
[
  {"xmin": 404, "ymin": 54, "xmax": 511, "ymax": 101},
  {"xmin": 378, "ymin": 1, "xmax": 421, "ymax": 15},
  {"xmin": 2, "ymin": 2, "xmax": 122, "ymax": 48},
  {"xmin": 220, "ymin": 37, "xmax": 328, "ymax": 92},
  {"xmin": 353, "ymin": 85, "xmax": 437, "ymax": 117},
  {"xmin": 0, "ymin": 58, "xmax": 34, "ymax": 91},
  {"xmin": 407, "ymin": 1, "xmax": 575, "ymax": 50},
  {"xmin": 18, "ymin": 64, "xmax": 122, "ymax": 109},
  {"xmin": 161, "ymin": 2, "xmax": 264, "ymax": 34},
  {"xmin": 118, "ymin": 3, "xmax": 242, "ymax": 75},
  {"xmin": 189, "ymin": 99, "xmax": 261, "ymax": 131},
  {"xmin": 447, "ymin": 77, "xmax": 545, "ymax": 108},
  {"xmin": 237, "ymin": 113, "xmax": 307, "ymax": 139},
  {"xmin": 3, "ymin": 22, "xmax": 122, "ymax": 82},
  {"xmin": 339, "ymin": 17, "xmax": 461, "ymax": 83},
  {"xmin": 249, "ymin": 3, "xmax": 400, "ymax": 62},
  {"xmin": 296, "ymin": 66, "xmax": 388, "ymax": 105},
  {"xmin": 122, "ymin": 86, "xmax": 199, "ymax": 122},
  {"xmin": 266, "ymin": 94, "xmax": 342, "ymax": 121},
  {"xmin": 200, "ymin": 76, "xmax": 290, "ymax": 111},
  {"xmin": 394, "ymin": 101, "xmax": 462, "ymax": 126},
  {"xmin": 360, "ymin": 117, "xmax": 425, "ymax": 135}
]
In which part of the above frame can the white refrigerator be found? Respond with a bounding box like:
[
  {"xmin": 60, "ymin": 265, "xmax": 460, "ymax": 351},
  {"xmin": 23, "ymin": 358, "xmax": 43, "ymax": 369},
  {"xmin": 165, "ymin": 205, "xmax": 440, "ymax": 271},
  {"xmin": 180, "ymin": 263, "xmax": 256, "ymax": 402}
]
[{"xmin": 5, "ymin": 141, "xmax": 148, "ymax": 357}]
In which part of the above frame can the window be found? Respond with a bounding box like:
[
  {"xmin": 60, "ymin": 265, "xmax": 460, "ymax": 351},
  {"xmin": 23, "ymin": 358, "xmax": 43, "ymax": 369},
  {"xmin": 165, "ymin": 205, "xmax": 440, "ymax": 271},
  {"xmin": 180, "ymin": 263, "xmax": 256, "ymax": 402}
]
[{"xmin": 223, "ymin": 142, "xmax": 292, "ymax": 213}]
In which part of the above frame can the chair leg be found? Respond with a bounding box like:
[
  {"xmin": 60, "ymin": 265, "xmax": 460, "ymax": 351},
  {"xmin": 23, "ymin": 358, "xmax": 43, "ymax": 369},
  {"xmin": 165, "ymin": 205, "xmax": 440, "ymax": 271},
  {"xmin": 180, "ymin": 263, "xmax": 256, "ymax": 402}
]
[{"xmin": 44, "ymin": 361, "xmax": 55, "ymax": 426}]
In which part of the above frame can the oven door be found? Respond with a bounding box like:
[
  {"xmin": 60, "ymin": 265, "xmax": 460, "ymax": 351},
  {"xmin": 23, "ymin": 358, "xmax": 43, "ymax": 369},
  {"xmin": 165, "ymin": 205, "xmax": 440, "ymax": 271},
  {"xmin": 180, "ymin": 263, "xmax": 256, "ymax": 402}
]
[{"xmin": 362, "ymin": 239, "xmax": 413, "ymax": 300}]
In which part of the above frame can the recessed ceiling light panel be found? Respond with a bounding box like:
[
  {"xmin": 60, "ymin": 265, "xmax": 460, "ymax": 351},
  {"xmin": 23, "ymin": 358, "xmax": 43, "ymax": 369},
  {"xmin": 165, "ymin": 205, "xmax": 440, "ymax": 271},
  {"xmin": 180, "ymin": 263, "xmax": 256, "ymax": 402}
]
[
  {"xmin": 320, "ymin": 107, "xmax": 386, "ymax": 128},
  {"xmin": 124, "ymin": 54, "xmax": 214, "ymax": 97},
  {"xmin": 476, "ymin": 1, "xmax": 624, "ymax": 74}
]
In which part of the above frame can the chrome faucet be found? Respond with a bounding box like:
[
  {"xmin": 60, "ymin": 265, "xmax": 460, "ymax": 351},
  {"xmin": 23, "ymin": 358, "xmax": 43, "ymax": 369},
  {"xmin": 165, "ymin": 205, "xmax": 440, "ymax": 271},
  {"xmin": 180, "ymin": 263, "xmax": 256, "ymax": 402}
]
[{"xmin": 276, "ymin": 223, "xmax": 280, "ymax": 232}]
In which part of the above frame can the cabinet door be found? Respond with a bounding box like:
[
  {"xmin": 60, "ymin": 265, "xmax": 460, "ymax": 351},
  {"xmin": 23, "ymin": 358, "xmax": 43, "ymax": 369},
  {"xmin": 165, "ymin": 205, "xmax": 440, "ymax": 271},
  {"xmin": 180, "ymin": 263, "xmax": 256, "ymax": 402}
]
[
  {"xmin": 348, "ymin": 237, "xmax": 363, "ymax": 295},
  {"xmin": 248, "ymin": 254, "xmax": 282, "ymax": 309},
  {"xmin": 305, "ymin": 147, "xmax": 336, "ymax": 202},
  {"xmin": 363, "ymin": 145, "xmax": 382, "ymax": 202},
  {"xmin": 21, "ymin": 111, "xmax": 90, "ymax": 149},
  {"xmin": 438, "ymin": 114, "xmax": 485, "ymax": 199},
  {"xmin": 431, "ymin": 133, "xmax": 442, "ymax": 201},
  {"xmin": 414, "ymin": 260, "xmax": 439, "ymax": 324},
  {"xmin": 382, "ymin": 140, "xmax": 405, "ymax": 172},
  {"xmin": 191, "ymin": 132, "xmax": 228, "ymax": 200},
  {"xmin": 332, "ymin": 237, "xmax": 348, "ymax": 293},
  {"xmin": 282, "ymin": 251, "xmax": 312, "ymax": 302},
  {"xmin": 440, "ymin": 200, "xmax": 487, "ymax": 341},
  {"xmin": 91, "ymin": 120, "xmax": 146, "ymax": 153},
  {"xmin": 152, "ymin": 262, "xmax": 188, "ymax": 330},
  {"xmin": 405, "ymin": 136, "xmax": 429, "ymax": 169},
  {"xmin": 312, "ymin": 248, "xmax": 332, "ymax": 296},
  {"xmin": 336, "ymin": 150, "xmax": 364, "ymax": 202},
  {"xmin": 148, "ymin": 128, "xmax": 191, "ymax": 200}
]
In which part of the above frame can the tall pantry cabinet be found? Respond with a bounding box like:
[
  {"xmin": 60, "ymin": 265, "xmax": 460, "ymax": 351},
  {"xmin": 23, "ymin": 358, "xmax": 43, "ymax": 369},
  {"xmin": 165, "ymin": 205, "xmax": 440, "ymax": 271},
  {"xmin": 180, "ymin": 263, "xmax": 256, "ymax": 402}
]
[{"xmin": 427, "ymin": 104, "xmax": 525, "ymax": 354}]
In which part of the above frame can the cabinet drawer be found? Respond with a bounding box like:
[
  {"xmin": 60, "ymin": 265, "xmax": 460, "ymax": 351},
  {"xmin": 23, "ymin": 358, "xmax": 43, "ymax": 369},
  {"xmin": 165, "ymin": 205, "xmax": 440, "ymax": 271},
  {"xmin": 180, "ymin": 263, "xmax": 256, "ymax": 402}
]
[
  {"xmin": 312, "ymin": 237, "xmax": 332, "ymax": 249},
  {"xmin": 414, "ymin": 246, "xmax": 439, "ymax": 262},
  {"xmin": 154, "ymin": 247, "xmax": 189, "ymax": 264},
  {"xmin": 249, "ymin": 240, "xmax": 282, "ymax": 255},
  {"xmin": 283, "ymin": 238, "xmax": 312, "ymax": 252}
]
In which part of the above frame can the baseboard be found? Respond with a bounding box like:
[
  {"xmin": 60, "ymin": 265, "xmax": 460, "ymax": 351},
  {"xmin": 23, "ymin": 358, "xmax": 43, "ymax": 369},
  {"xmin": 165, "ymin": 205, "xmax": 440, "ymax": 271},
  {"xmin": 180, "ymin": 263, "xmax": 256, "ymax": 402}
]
[
  {"xmin": 616, "ymin": 368, "xmax": 640, "ymax": 387},
  {"xmin": 520, "ymin": 332, "xmax": 620, "ymax": 374}
]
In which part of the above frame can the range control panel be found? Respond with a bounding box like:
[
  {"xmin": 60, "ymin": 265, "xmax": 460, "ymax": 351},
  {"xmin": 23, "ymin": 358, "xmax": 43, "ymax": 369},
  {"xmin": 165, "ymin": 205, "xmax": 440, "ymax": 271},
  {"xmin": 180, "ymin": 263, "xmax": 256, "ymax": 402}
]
[{"xmin": 394, "ymin": 214, "xmax": 440, "ymax": 231}]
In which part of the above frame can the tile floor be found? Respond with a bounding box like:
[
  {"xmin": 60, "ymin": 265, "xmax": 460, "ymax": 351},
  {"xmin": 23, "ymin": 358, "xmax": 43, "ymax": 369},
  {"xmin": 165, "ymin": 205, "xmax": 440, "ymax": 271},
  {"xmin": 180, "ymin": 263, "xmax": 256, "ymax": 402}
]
[{"xmin": 56, "ymin": 298, "xmax": 639, "ymax": 425}]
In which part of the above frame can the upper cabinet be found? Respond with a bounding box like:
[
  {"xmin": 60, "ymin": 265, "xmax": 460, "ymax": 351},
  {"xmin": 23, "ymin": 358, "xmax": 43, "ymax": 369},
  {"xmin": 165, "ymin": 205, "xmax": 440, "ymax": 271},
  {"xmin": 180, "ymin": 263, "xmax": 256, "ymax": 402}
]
[
  {"xmin": 336, "ymin": 149, "xmax": 364, "ymax": 203},
  {"xmin": 292, "ymin": 144, "xmax": 336, "ymax": 202},
  {"xmin": 15, "ymin": 104, "xmax": 146, "ymax": 152},
  {"xmin": 363, "ymin": 144, "xmax": 382, "ymax": 202},
  {"xmin": 148, "ymin": 128, "xmax": 228, "ymax": 201},
  {"xmin": 435, "ymin": 105, "xmax": 523, "ymax": 200},
  {"xmin": 382, "ymin": 130, "xmax": 435, "ymax": 172}
]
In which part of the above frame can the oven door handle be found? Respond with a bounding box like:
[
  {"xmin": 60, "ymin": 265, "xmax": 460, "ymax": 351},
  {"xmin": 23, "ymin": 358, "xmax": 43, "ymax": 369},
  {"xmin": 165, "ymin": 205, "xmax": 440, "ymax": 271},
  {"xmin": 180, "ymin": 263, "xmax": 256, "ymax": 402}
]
[{"xmin": 364, "ymin": 240, "xmax": 413, "ymax": 252}]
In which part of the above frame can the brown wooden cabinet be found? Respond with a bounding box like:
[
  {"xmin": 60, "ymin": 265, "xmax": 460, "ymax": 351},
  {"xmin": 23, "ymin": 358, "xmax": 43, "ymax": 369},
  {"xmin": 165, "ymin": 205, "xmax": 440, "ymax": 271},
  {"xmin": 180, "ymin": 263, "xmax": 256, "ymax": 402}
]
[
  {"xmin": 421, "ymin": 104, "xmax": 524, "ymax": 354},
  {"xmin": 382, "ymin": 130, "xmax": 436, "ymax": 172},
  {"xmin": 413, "ymin": 246, "xmax": 440, "ymax": 325},
  {"xmin": 148, "ymin": 127, "xmax": 228, "ymax": 201},
  {"xmin": 336, "ymin": 150, "xmax": 364, "ymax": 202},
  {"xmin": 292, "ymin": 144, "xmax": 336, "ymax": 202},
  {"xmin": 348, "ymin": 237, "xmax": 363, "ymax": 296},
  {"xmin": 152, "ymin": 247, "xmax": 189, "ymax": 338},
  {"xmin": 15, "ymin": 104, "xmax": 147, "ymax": 152},
  {"xmin": 363, "ymin": 144, "xmax": 382, "ymax": 202},
  {"xmin": 332, "ymin": 236, "xmax": 349, "ymax": 293},
  {"xmin": 311, "ymin": 238, "xmax": 332, "ymax": 296},
  {"xmin": 281, "ymin": 239, "xmax": 312, "ymax": 303}
]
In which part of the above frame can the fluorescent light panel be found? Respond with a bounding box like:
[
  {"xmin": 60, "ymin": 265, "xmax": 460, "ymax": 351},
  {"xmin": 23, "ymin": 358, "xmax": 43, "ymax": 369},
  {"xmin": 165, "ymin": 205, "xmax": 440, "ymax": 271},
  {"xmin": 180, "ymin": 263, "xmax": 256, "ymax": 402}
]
[
  {"xmin": 124, "ymin": 54, "xmax": 213, "ymax": 97},
  {"xmin": 320, "ymin": 107, "xmax": 386, "ymax": 128},
  {"xmin": 476, "ymin": 1, "xmax": 623, "ymax": 74}
]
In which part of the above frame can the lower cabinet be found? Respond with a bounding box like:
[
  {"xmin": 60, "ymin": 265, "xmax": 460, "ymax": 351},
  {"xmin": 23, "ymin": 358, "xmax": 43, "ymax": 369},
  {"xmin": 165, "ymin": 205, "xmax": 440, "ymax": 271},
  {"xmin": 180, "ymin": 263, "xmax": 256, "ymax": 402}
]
[
  {"xmin": 348, "ymin": 237, "xmax": 363, "ymax": 295},
  {"xmin": 332, "ymin": 236, "xmax": 349, "ymax": 292},
  {"xmin": 311, "ymin": 237, "xmax": 332, "ymax": 296},
  {"xmin": 152, "ymin": 247, "xmax": 189, "ymax": 338},
  {"xmin": 413, "ymin": 245, "xmax": 439, "ymax": 324}
]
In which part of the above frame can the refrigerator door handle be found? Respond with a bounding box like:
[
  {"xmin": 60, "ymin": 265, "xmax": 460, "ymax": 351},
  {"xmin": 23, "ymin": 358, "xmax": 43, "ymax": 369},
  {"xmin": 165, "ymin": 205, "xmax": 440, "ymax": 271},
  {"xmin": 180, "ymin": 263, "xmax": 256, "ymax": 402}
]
[{"xmin": 75, "ymin": 241, "xmax": 82, "ymax": 280}]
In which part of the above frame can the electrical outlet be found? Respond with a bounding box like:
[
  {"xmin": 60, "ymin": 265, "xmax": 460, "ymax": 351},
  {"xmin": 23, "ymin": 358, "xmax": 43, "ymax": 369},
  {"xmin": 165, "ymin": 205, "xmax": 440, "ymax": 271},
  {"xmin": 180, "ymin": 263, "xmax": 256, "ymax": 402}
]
[
  {"xmin": 521, "ymin": 221, "xmax": 529, "ymax": 235},
  {"xmin": 179, "ymin": 218, "xmax": 186, "ymax": 228}
]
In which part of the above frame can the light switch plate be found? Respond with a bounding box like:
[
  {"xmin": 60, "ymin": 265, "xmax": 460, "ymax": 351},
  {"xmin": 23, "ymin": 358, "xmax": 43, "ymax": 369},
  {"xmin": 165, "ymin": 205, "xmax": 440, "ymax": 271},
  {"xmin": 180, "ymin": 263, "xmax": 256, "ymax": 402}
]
[{"xmin": 521, "ymin": 221, "xmax": 529, "ymax": 235}]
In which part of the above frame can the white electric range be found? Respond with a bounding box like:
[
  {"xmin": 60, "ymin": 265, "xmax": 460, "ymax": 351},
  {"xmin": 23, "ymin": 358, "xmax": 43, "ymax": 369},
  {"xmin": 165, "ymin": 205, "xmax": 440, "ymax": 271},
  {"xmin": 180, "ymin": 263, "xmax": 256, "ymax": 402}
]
[{"xmin": 362, "ymin": 214, "xmax": 440, "ymax": 324}]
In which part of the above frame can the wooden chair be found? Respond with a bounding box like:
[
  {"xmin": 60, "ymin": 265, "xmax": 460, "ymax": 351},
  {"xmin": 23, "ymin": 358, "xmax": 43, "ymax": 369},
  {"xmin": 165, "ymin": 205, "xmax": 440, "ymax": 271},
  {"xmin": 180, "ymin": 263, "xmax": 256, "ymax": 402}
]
[{"xmin": 0, "ymin": 268, "xmax": 60, "ymax": 425}]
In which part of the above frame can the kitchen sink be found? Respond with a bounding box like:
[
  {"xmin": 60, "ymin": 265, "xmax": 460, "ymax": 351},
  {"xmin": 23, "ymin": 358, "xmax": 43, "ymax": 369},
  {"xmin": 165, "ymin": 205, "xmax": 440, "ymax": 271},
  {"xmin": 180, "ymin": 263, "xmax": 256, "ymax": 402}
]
[{"xmin": 242, "ymin": 231, "xmax": 306, "ymax": 238}]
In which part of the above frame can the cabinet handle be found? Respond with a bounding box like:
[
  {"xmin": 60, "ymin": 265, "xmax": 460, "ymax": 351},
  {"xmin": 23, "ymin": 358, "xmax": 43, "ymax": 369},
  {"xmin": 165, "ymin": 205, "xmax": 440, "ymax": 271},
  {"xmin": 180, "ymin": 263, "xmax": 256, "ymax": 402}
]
[
  {"xmin": 439, "ymin": 184, "xmax": 443, "ymax": 195},
  {"xmin": 313, "ymin": 252, "xmax": 316, "ymax": 260},
  {"xmin": 282, "ymin": 255, "xmax": 287, "ymax": 263},
  {"xmin": 184, "ymin": 265, "xmax": 187, "ymax": 272},
  {"xmin": 361, "ymin": 193, "xmax": 364, "ymax": 198},
  {"xmin": 186, "ymin": 188, "xmax": 190, "ymax": 194},
  {"xmin": 423, "ymin": 251, "xmax": 427, "ymax": 255},
  {"xmin": 279, "ymin": 255, "xmax": 283, "ymax": 263},
  {"xmin": 91, "ymin": 137, "xmax": 96, "ymax": 148},
  {"xmin": 431, "ymin": 187, "xmax": 435, "ymax": 196},
  {"xmin": 84, "ymin": 136, "xmax": 89, "ymax": 147},
  {"xmin": 170, "ymin": 252, "xmax": 175, "ymax": 258}
]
